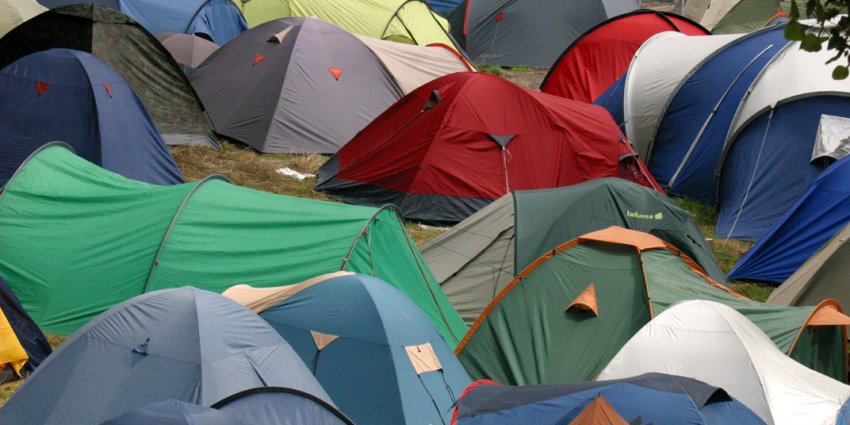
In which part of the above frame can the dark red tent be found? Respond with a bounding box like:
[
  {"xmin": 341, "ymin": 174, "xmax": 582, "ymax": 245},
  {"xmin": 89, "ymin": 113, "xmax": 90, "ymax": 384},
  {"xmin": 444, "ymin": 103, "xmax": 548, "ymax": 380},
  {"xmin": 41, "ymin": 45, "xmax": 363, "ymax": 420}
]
[
  {"xmin": 540, "ymin": 11, "xmax": 708, "ymax": 103},
  {"xmin": 314, "ymin": 72, "xmax": 661, "ymax": 222}
]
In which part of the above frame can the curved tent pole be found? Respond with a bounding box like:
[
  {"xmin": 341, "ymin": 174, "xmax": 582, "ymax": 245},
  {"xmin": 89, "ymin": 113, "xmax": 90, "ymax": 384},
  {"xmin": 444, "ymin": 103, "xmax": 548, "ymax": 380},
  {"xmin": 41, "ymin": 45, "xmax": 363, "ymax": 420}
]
[
  {"xmin": 211, "ymin": 386, "xmax": 356, "ymax": 425},
  {"xmin": 0, "ymin": 142, "xmax": 76, "ymax": 202},
  {"xmin": 143, "ymin": 174, "xmax": 231, "ymax": 293}
]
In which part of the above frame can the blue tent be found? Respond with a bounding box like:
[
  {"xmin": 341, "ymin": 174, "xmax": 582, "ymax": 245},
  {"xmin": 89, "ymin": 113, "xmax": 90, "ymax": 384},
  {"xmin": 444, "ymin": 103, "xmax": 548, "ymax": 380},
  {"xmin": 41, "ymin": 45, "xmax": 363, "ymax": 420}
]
[
  {"xmin": 223, "ymin": 272, "xmax": 472, "ymax": 425},
  {"xmin": 0, "ymin": 273, "xmax": 51, "ymax": 376},
  {"xmin": 728, "ymin": 154, "xmax": 850, "ymax": 282},
  {"xmin": 102, "ymin": 400, "xmax": 250, "ymax": 425},
  {"xmin": 213, "ymin": 387, "xmax": 354, "ymax": 425},
  {"xmin": 0, "ymin": 287, "xmax": 333, "ymax": 425},
  {"xmin": 453, "ymin": 373, "xmax": 766, "ymax": 425},
  {"xmin": 0, "ymin": 49, "xmax": 184, "ymax": 186},
  {"xmin": 37, "ymin": 0, "xmax": 247, "ymax": 44}
]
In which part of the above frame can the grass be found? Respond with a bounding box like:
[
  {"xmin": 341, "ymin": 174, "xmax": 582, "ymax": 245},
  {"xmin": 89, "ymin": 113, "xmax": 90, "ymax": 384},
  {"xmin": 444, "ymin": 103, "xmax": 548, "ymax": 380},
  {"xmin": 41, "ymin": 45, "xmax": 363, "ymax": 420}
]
[
  {"xmin": 478, "ymin": 65, "xmax": 504, "ymax": 77},
  {"xmin": 509, "ymin": 66, "xmax": 532, "ymax": 73}
]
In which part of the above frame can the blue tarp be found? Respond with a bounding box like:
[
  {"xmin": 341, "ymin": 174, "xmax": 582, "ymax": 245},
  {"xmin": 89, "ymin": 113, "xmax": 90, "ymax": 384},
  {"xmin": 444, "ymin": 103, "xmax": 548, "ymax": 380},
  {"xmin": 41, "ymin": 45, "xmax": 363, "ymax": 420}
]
[
  {"xmin": 0, "ymin": 274, "xmax": 51, "ymax": 374},
  {"xmin": 454, "ymin": 373, "xmax": 766, "ymax": 425},
  {"xmin": 0, "ymin": 49, "xmax": 184, "ymax": 186},
  {"xmin": 254, "ymin": 273, "xmax": 471, "ymax": 425},
  {"xmin": 716, "ymin": 96, "xmax": 850, "ymax": 240},
  {"xmin": 37, "ymin": 0, "xmax": 247, "ymax": 44},
  {"xmin": 728, "ymin": 154, "xmax": 850, "ymax": 282},
  {"xmin": 0, "ymin": 287, "xmax": 332, "ymax": 425}
]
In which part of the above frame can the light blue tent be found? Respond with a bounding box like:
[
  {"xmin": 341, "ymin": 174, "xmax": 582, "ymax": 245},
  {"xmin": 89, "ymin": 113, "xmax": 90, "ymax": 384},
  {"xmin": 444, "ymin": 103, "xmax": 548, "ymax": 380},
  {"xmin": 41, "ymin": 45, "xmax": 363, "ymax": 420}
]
[
  {"xmin": 0, "ymin": 287, "xmax": 333, "ymax": 425},
  {"xmin": 102, "ymin": 400, "xmax": 250, "ymax": 425},
  {"xmin": 38, "ymin": 0, "xmax": 247, "ymax": 44},
  {"xmin": 223, "ymin": 272, "xmax": 472, "ymax": 425}
]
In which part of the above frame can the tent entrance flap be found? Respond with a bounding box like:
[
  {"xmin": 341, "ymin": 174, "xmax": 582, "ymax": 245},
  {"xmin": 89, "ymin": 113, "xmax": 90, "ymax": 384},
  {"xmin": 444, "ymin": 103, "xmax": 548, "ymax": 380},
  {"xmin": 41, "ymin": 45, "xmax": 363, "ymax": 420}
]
[{"xmin": 813, "ymin": 114, "xmax": 850, "ymax": 162}]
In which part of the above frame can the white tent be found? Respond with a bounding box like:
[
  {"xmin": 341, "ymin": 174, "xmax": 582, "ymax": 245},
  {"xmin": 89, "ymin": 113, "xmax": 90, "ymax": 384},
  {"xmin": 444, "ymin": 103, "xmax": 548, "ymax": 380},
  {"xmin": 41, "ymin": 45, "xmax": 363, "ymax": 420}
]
[
  {"xmin": 599, "ymin": 300, "xmax": 850, "ymax": 425},
  {"xmin": 0, "ymin": 0, "xmax": 45, "ymax": 38}
]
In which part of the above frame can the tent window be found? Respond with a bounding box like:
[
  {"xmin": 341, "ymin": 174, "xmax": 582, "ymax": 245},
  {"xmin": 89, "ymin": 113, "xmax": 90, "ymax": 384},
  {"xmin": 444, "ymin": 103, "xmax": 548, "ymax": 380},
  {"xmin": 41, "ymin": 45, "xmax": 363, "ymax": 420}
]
[
  {"xmin": 812, "ymin": 115, "xmax": 850, "ymax": 163},
  {"xmin": 405, "ymin": 343, "xmax": 442, "ymax": 374},
  {"xmin": 566, "ymin": 283, "xmax": 598, "ymax": 316}
]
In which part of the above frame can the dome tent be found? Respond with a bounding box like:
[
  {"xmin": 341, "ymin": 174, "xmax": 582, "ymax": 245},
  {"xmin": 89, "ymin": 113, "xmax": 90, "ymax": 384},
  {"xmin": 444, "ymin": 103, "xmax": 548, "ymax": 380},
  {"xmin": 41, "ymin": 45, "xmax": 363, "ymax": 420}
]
[
  {"xmin": 156, "ymin": 33, "xmax": 220, "ymax": 74},
  {"xmin": 453, "ymin": 374, "xmax": 766, "ymax": 425},
  {"xmin": 314, "ymin": 72, "xmax": 661, "ymax": 223},
  {"xmin": 0, "ymin": 0, "xmax": 45, "ymax": 37},
  {"xmin": 0, "ymin": 287, "xmax": 333, "ymax": 425},
  {"xmin": 0, "ymin": 272, "xmax": 51, "ymax": 380},
  {"xmin": 0, "ymin": 4, "xmax": 217, "ymax": 148},
  {"xmin": 0, "ymin": 144, "xmax": 465, "ymax": 346},
  {"xmin": 684, "ymin": 0, "xmax": 795, "ymax": 34},
  {"xmin": 190, "ymin": 17, "xmax": 469, "ymax": 153},
  {"xmin": 421, "ymin": 178, "xmax": 725, "ymax": 325},
  {"xmin": 224, "ymin": 272, "xmax": 472, "ymax": 425},
  {"xmin": 540, "ymin": 10, "xmax": 708, "ymax": 103},
  {"xmin": 0, "ymin": 49, "xmax": 184, "ymax": 186},
  {"xmin": 448, "ymin": 0, "xmax": 640, "ymax": 68},
  {"xmin": 38, "ymin": 0, "xmax": 248, "ymax": 44},
  {"xmin": 102, "ymin": 400, "xmax": 251, "ymax": 425},
  {"xmin": 600, "ymin": 300, "xmax": 850, "ymax": 425},
  {"xmin": 455, "ymin": 227, "xmax": 850, "ymax": 385}
]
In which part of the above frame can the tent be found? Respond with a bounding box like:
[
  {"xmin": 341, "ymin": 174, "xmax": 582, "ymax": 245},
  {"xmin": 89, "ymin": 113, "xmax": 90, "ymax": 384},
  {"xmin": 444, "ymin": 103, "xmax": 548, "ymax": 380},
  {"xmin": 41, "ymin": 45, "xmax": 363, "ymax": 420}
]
[
  {"xmin": 190, "ymin": 17, "xmax": 469, "ymax": 154},
  {"xmin": 729, "ymin": 153, "xmax": 850, "ymax": 284},
  {"xmin": 447, "ymin": 0, "xmax": 639, "ymax": 68},
  {"xmin": 233, "ymin": 0, "xmax": 463, "ymax": 55},
  {"xmin": 0, "ymin": 144, "xmax": 465, "ymax": 347},
  {"xmin": 452, "ymin": 374, "xmax": 766, "ymax": 425},
  {"xmin": 684, "ymin": 0, "xmax": 794, "ymax": 33},
  {"xmin": 103, "ymin": 400, "xmax": 251, "ymax": 425},
  {"xmin": 224, "ymin": 272, "xmax": 472, "ymax": 425},
  {"xmin": 421, "ymin": 178, "xmax": 725, "ymax": 325},
  {"xmin": 0, "ymin": 287, "xmax": 334, "ymax": 424},
  {"xmin": 156, "ymin": 33, "xmax": 219, "ymax": 74},
  {"xmin": 0, "ymin": 272, "xmax": 51, "ymax": 379},
  {"xmin": 0, "ymin": 49, "xmax": 184, "ymax": 187},
  {"xmin": 213, "ymin": 387, "xmax": 354, "ymax": 425},
  {"xmin": 540, "ymin": 10, "xmax": 708, "ymax": 103},
  {"xmin": 456, "ymin": 227, "xmax": 850, "ymax": 385},
  {"xmin": 314, "ymin": 72, "xmax": 660, "ymax": 223},
  {"xmin": 600, "ymin": 300, "xmax": 850, "ymax": 425},
  {"xmin": 0, "ymin": 4, "xmax": 217, "ymax": 148},
  {"xmin": 0, "ymin": 0, "xmax": 45, "ymax": 37},
  {"xmin": 38, "ymin": 0, "xmax": 247, "ymax": 44}
]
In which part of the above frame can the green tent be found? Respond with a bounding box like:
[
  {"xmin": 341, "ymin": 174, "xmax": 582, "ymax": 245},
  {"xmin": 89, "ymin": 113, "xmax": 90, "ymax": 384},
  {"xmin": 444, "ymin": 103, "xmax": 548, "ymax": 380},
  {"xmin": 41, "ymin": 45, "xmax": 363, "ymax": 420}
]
[
  {"xmin": 421, "ymin": 178, "xmax": 725, "ymax": 325},
  {"xmin": 0, "ymin": 144, "xmax": 465, "ymax": 345},
  {"xmin": 456, "ymin": 226, "xmax": 848, "ymax": 385},
  {"xmin": 233, "ymin": 0, "xmax": 461, "ymax": 53}
]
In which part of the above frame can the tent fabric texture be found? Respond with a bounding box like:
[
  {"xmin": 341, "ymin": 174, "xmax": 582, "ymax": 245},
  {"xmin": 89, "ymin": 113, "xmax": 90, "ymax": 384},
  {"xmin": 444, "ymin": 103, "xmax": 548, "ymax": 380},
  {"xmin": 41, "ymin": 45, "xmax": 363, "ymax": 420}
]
[
  {"xmin": 156, "ymin": 33, "xmax": 220, "ymax": 74},
  {"xmin": 0, "ymin": 0, "xmax": 45, "ymax": 37},
  {"xmin": 600, "ymin": 300, "xmax": 850, "ymax": 425},
  {"xmin": 38, "ymin": 0, "xmax": 248, "ymax": 44},
  {"xmin": 0, "ymin": 4, "xmax": 217, "ymax": 148},
  {"xmin": 452, "ymin": 373, "xmax": 766, "ymax": 425},
  {"xmin": 314, "ymin": 72, "xmax": 661, "ymax": 223},
  {"xmin": 233, "ymin": 0, "xmax": 463, "ymax": 55},
  {"xmin": 0, "ymin": 49, "xmax": 185, "ymax": 187},
  {"xmin": 212, "ymin": 387, "xmax": 354, "ymax": 425},
  {"xmin": 224, "ymin": 272, "xmax": 472, "ymax": 425},
  {"xmin": 448, "ymin": 0, "xmax": 639, "ymax": 68},
  {"xmin": 729, "ymin": 153, "xmax": 850, "ymax": 284},
  {"xmin": 540, "ymin": 10, "xmax": 709, "ymax": 103},
  {"xmin": 190, "ymin": 17, "xmax": 468, "ymax": 154},
  {"xmin": 0, "ymin": 273, "xmax": 51, "ymax": 377},
  {"xmin": 455, "ymin": 226, "xmax": 850, "ymax": 385},
  {"xmin": 684, "ymin": 0, "xmax": 795, "ymax": 33},
  {"xmin": 0, "ymin": 144, "xmax": 466, "ymax": 347},
  {"xmin": 102, "ymin": 400, "xmax": 251, "ymax": 425},
  {"xmin": 421, "ymin": 178, "xmax": 725, "ymax": 325},
  {"xmin": 0, "ymin": 287, "xmax": 333, "ymax": 425}
]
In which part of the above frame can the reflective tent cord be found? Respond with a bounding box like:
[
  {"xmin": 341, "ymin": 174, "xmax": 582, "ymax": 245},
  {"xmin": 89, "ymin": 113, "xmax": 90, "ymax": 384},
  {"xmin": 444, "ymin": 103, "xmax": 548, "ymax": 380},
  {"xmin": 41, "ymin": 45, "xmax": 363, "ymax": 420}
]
[{"xmin": 723, "ymin": 108, "xmax": 774, "ymax": 246}]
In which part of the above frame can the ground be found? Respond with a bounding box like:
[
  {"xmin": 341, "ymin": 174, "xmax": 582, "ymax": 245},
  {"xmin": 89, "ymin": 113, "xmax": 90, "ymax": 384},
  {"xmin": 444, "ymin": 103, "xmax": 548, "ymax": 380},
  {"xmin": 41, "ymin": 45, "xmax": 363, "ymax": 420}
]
[{"xmin": 0, "ymin": 62, "xmax": 772, "ymax": 406}]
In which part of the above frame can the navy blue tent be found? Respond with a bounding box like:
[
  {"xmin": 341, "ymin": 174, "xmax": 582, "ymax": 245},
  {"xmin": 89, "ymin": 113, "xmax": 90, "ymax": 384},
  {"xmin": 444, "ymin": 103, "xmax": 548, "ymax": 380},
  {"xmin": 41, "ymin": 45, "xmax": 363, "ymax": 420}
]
[
  {"xmin": 0, "ymin": 273, "xmax": 51, "ymax": 375},
  {"xmin": 37, "ymin": 0, "xmax": 247, "ymax": 44},
  {"xmin": 213, "ymin": 387, "xmax": 354, "ymax": 425},
  {"xmin": 729, "ymin": 154, "xmax": 850, "ymax": 283},
  {"xmin": 0, "ymin": 49, "xmax": 184, "ymax": 186},
  {"xmin": 0, "ymin": 287, "xmax": 333, "ymax": 425},
  {"xmin": 102, "ymin": 400, "xmax": 250, "ymax": 425},
  {"xmin": 453, "ymin": 373, "xmax": 766, "ymax": 425},
  {"xmin": 223, "ymin": 272, "xmax": 472, "ymax": 425}
]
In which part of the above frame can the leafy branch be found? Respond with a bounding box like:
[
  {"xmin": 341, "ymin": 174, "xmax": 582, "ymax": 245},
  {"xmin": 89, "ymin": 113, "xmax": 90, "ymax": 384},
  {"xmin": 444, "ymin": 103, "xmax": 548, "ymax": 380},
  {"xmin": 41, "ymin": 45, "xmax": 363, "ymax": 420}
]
[{"xmin": 785, "ymin": 0, "xmax": 850, "ymax": 78}]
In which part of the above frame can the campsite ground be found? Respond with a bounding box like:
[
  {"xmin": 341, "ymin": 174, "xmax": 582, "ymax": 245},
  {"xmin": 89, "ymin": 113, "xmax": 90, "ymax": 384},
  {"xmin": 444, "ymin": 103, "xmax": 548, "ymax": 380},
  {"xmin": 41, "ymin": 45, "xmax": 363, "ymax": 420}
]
[{"xmin": 0, "ymin": 67, "xmax": 769, "ymax": 406}]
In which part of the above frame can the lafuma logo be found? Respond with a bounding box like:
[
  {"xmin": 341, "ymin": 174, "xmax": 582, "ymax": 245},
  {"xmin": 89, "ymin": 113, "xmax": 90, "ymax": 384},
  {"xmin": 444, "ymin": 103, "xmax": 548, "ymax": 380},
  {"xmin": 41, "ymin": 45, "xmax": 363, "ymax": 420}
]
[{"xmin": 627, "ymin": 211, "xmax": 663, "ymax": 220}]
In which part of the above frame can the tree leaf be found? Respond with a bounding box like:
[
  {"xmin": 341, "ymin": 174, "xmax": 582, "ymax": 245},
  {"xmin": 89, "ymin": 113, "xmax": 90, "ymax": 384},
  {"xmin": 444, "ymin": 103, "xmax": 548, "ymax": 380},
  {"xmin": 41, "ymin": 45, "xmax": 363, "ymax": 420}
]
[
  {"xmin": 785, "ymin": 20, "xmax": 806, "ymax": 40},
  {"xmin": 802, "ymin": 33, "xmax": 824, "ymax": 51},
  {"xmin": 833, "ymin": 65, "xmax": 849, "ymax": 80},
  {"xmin": 790, "ymin": 0, "xmax": 800, "ymax": 20}
]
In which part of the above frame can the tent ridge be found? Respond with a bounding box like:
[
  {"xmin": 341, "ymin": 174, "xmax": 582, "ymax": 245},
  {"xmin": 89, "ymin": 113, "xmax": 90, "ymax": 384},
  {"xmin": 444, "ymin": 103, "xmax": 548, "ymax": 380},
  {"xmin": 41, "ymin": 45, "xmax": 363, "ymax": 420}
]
[
  {"xmin": 143, "ymin": 174, "xmax": 231, "ymax": 293},
  {"xmin": 0, "ymin": 142, "xmax": 77, "ymax": 204}
]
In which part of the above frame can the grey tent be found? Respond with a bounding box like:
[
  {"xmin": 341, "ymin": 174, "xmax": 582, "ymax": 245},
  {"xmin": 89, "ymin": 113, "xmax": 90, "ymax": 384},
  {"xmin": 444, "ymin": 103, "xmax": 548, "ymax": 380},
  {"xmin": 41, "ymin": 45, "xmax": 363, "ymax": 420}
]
[
  {"xmin": 156, "ymin": 33, "xmax": 219, "ymax": 74},
  {"xmin": 421, "ymin": 178, "xmax": 724, "ymax": 325},
  {"xmin": 769, "ymin": 222, "xmax": 850, "ymax": 308},
  {"xmin": 190, "ymin": 16, "xmax": 469, "ymax": 154},
  {"xmin": 448, "ymin": 0, "xmax": 639, "ymax": 68},
  {"xmin": 0, "ymin": 287, "xmax": 333, "ymax": 425}
]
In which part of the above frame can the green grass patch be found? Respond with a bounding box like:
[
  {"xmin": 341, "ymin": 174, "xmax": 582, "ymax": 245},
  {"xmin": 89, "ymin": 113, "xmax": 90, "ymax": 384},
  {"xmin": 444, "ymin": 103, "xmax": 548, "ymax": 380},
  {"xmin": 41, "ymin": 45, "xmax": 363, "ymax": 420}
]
[
  {"xmin": 670, "ymin": 196, "xmax": 718, "ymax": 236},
  {"xmin": 730, "ymin": 281, "xmax": 774, "ymax": 303},
  {"xmin": 509, "ymin": 66, "xmax": 531, "ymax": 73},
  {"xmin": 479, "ymin": 65, "xmax": 504, "ymax": 77}
]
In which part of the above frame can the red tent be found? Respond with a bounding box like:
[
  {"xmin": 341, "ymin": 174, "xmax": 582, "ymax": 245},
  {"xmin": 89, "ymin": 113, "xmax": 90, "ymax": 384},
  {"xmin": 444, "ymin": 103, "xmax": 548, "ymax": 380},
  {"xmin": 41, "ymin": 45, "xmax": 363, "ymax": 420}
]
[
  {"xmin": 314, "ymin": 72, "xmax": 661, "ymax": 222},
  {"xmin": 540, "ymin": 11, "xmax": 708, "ymax": 103}
]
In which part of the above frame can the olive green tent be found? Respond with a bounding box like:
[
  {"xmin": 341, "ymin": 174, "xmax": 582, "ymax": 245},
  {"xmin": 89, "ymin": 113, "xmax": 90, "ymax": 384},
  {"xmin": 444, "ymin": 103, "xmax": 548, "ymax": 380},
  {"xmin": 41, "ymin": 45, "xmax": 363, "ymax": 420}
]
[
  {"xmin": 456, "ymin": 227, "xmax": 849, "ymax": 385},
  {"xmin": 0, "ymin": 144, "xmax": 465, "ymax": 345},
  {"xmin": 683, "ymin": 0, "xmax": 793, "ymax": 34},
  {"xmin": 233, "ymin": 0, "xmax": 461, "ymax": 54},
  {"xmin": 421, "ymin": 178, "xmax": 725, "ymax": 325}
]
